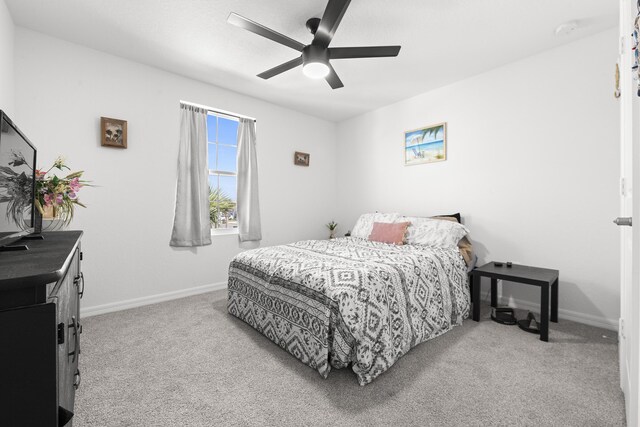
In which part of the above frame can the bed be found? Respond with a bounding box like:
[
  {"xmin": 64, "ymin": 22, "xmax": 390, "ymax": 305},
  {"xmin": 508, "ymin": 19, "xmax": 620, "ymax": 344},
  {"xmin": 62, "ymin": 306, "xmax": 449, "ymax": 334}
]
[{"xmin": 227, "ymin": 232, "xmax": 471, "ymax": 385}]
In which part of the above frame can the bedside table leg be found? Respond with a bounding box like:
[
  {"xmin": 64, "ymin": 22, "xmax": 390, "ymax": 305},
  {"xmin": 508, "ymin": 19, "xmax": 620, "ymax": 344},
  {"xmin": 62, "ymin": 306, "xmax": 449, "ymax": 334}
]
[
  {"xmin": 490, "ymin": 278, "xmax": 498, "ymax": 308},
  {"xmin": 472, "ymin": 274, "xmax": 480, "ymax": 321},
  {"xmin": 551, "ymin": 278, "xmax": 558, "ymax": 323},
  {"xmin": 540, "ymin": 283, "xmax": 549, "ymax": 342}
]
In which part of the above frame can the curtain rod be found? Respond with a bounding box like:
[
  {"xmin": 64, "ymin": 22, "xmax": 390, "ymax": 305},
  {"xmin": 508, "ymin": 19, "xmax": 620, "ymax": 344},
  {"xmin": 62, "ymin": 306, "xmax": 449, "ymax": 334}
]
[{"xmin": 179, "ymin": 100, "xmax": 257, "ymax": 122}]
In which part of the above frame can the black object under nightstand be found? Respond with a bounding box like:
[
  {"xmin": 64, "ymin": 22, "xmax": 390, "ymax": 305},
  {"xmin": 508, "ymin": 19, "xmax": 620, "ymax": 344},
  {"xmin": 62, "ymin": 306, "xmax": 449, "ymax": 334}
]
[{"xmin": 470, "ymin": 262, "xmax": 559, "ymax": 342}]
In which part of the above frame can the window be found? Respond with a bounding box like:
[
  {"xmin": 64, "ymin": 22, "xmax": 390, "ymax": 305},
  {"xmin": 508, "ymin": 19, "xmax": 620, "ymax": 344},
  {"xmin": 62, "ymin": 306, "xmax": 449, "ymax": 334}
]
[{"xmin": 207, "ymin": 112, "xmax": 238, "ymax": 232}]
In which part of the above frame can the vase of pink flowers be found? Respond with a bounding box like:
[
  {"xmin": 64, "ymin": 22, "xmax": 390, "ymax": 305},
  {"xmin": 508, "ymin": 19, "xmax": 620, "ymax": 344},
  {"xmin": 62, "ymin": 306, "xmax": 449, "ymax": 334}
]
[{"xmin": 35, "ymin": 156, "xmax": 90, "ymax": 231}]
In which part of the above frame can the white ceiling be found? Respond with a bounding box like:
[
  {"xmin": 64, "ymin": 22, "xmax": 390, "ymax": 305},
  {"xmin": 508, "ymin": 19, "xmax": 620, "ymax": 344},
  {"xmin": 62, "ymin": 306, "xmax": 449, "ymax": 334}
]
[{"xmin": 6, "ymin": 0, "xmax": 617, "ymax": 122}]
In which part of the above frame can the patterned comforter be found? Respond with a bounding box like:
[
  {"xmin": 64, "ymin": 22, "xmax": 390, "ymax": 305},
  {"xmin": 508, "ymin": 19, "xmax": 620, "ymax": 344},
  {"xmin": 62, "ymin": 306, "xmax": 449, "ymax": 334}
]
[{"xmin": 227, "ymin": 237, "xmax": 470, "ymax": 385}]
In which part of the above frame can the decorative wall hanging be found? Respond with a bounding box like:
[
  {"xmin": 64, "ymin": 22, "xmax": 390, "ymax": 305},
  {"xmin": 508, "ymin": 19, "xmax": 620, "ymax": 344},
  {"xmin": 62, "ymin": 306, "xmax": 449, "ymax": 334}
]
[
  {"xmin": 404, "ymin": 122, "xmax": 447, "ymax": 166},
  {"xmin": 101, "ymin": 117, "xmax": 127, "ymax": 148},
  {"xmin": 634, "ymin": 4, "xmax": 640, "ymax": 96},
  {"xmin": 615, "ymin": 63, "xmax": 621, "ymax": 98},
  {"xmin": 294, "ymin": 151, "xmax": 310, "ymax": 166}
]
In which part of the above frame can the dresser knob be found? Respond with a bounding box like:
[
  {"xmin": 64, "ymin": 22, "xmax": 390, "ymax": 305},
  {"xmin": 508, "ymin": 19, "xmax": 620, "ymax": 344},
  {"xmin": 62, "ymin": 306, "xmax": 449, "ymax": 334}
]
[{"xmin": 73, "ymin": 369, "xmax": 81, "ymax": 390}]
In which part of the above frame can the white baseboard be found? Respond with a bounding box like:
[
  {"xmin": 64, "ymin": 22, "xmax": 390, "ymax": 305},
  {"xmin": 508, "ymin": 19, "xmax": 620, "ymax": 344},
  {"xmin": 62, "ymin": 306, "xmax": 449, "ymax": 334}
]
[
  {"xmin": 482, "ymin": 295, "xmax": 618, "ymax": 331},
  {"xmin": 81, "ymin": 281, "xmax": 617, "ymax": 330},
  {"xmin": 81, "ymin": 281, "xmax": 227, "ymax": 318}
]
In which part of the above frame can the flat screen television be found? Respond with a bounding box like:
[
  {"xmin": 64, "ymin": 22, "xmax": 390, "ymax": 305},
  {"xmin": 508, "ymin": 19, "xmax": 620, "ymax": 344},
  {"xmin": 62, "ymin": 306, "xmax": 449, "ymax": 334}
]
[{"xmin": 0, "ymin": 110, "xmax": 37, "ymax": 248}]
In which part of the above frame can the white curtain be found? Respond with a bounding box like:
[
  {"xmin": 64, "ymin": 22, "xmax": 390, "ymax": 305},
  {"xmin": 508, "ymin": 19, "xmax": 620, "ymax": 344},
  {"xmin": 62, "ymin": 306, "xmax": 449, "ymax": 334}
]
[
  {"xmin": 236, "ymin": 118, "xmax": 262, "ymax": 242},
  {"xmin": 170, "ymin": 104, "xmax": 211, "ymax": 247}
]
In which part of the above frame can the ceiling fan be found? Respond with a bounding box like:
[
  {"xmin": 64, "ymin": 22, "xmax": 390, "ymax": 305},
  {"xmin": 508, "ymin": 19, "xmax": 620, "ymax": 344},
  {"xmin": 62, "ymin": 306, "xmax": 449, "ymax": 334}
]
[{"xmin": 227, "ymin": 0, "xmax": 401, "ymax": 89}]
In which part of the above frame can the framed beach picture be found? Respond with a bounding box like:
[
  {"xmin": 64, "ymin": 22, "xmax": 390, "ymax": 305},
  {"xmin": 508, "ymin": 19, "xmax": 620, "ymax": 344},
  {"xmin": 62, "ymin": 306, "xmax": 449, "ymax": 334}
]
[
  {"xmin": 101, "ymin": 117, "xmax": 127, "ymax": 148},
  {"xmin": 404, "ymin": 122, "xmax": 446, "ymax": 166}
]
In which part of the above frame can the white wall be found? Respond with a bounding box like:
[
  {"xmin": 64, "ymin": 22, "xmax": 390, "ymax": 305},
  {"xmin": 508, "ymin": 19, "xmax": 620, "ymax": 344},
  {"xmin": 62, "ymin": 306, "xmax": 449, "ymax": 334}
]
[
  {"xmin": 11, "ymin": 24, "xmax": 621, "ymax": 329},
  {"xmin": 0, "ymin": 0, "xmax": 14, "ymax": 115},
  {"xmin": 336, "ymin": 29, "xmax": 620, "ymax": 329},
  {"xmin": 14, "ymin": 28, "xmax": 337, "ymax": 314}
]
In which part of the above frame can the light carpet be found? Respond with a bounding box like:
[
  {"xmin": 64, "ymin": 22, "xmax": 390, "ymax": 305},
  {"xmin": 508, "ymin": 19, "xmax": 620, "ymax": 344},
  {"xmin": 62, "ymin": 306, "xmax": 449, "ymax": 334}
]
[{"xmin": 75, "ymin": 289, "xmax": 626, "ymax": 426}]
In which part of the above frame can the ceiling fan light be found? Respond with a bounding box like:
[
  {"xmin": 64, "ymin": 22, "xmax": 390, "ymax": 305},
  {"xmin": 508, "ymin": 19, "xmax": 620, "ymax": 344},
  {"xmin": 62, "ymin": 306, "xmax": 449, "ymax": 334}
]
[{"xmin": 303, "ymin": 62, "xmax": 330, "ymax": 79}]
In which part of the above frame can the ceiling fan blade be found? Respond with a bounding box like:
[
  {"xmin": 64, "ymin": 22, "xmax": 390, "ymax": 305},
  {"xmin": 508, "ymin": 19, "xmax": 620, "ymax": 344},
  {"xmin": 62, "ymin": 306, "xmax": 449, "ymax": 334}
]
[
  {"xmin": 314, "ymin": 0, "xmax": 351, "ymax": 47},
  {"xmin": 227, "ymin": 13, "xmax": 305, "ymax": 52},
  {"xmin": 325, "ymin": 63, "xmax": 344, "ymax": 89},
  {"xmin": 329, "ymin": 45, "xmax": 401, "ymax": 59},
  {"xmin": 257, "ymin": 57, "xmax": 303, "ymax": 79}
]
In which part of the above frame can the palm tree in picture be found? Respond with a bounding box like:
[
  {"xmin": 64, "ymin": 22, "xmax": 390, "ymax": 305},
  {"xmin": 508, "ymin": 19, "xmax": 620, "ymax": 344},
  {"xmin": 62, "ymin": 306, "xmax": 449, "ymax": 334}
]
[
  {"xmin": 209, "ymin": 187, "xmax": 236, "ymax": 228},
  {"xmin": 421, "ymin": 125, "xmax": 445, "ymax": 160},
  {"xmin": 421, "ymin": 125, "xmax": 443, "ymax": 142}
]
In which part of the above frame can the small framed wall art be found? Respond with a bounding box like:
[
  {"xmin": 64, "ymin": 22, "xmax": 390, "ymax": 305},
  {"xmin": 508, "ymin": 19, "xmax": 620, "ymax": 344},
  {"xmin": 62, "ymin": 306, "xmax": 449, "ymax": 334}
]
[
  {"xmin": 294, "ymin": 151, "xmax": 310, "ymax": 166},
  {"xmin": 101, "ymin": 117, "xmax": 128, "ymax": 148},
  {"xmin": 404, "ymin": 122, "xmax": 446, "ymax": 166}
]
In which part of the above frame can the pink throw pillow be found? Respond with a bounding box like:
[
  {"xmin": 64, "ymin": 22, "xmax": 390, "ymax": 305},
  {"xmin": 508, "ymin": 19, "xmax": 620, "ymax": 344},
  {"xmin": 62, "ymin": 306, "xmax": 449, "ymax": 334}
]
[{"xmin": 368, "ymin": 222, "xmax": 410, "ymax": 245}]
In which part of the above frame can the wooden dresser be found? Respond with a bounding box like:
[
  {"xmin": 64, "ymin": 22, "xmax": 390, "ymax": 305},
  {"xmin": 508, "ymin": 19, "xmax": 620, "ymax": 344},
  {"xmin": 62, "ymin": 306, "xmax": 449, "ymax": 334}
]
[{"xmin": 0, "ymin": 231, "xmax": 84, "ymax": 426}]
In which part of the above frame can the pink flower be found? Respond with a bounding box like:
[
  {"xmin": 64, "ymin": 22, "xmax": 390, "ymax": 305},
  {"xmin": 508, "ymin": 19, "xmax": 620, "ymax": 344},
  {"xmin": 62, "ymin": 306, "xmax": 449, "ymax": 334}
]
[
  {"xmin": 43, "ymin": 193, "xmax": 53, "ymax": 206},
  {"xmin": 68, "ymin": 191, "xmax": 77, "ymax": 200},
  {"xmin": 56, "ymin": 194, "xmax": 64, "ymax": 205},
  {"xmin": 69, "ymin": 177, "xmax": 82, "ymax": 193}
]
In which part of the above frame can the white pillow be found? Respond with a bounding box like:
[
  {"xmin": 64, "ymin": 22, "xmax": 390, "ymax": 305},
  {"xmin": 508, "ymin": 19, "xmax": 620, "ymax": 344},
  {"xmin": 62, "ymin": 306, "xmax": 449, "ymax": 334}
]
[
  {"xmin": 351, "ymin": 212, "xmax": 400, "ymax": 239},
  {"xmin": 403, "ymin": 217, "xmax": 469, "ymax": 248}
]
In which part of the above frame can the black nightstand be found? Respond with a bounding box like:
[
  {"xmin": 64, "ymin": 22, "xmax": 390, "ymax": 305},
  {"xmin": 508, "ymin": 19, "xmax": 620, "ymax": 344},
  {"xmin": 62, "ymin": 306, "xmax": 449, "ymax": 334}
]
[{"xmin": 470, "ymin": 262, "xmax": 559, "ymax": 342}]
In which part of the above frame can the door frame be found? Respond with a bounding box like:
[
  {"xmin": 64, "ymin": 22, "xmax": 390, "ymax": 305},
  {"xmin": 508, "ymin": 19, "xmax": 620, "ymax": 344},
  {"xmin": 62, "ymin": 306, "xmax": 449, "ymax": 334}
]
[{"xmin": 620, "ymin": 1, "xmax": 640, "ymax": 425}]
